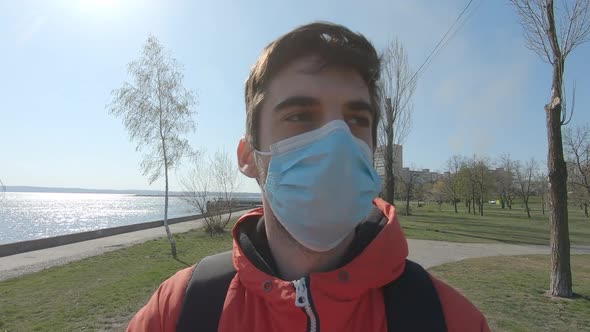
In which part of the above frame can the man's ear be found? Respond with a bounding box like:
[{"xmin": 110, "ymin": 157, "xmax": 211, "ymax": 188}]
[{"xmin": 237, "ymin": 137, "xmax": 259, "ymax": 179}]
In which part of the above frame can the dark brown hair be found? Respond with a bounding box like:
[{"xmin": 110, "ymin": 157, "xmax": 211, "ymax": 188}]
[{"xmin": 244, "ymin": 21, "xmax": 382, "ymax": 149}]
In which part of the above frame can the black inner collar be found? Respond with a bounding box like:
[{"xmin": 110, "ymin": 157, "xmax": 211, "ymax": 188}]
[{"xmin": 237, "ymin": 207, "xmax": 386, "ymax": 278}]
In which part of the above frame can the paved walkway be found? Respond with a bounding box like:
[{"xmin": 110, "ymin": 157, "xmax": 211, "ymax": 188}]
[
  {"xmin": 407, "ymin": 240, "xmax": 590, "ymax": 268},
  {"xmin": 0, "ymin": 211, "xmax": 250, "ymax": 281},
  {"xmin": 1, "ymin": 213, "xmax": 589, "ymax": 281}
]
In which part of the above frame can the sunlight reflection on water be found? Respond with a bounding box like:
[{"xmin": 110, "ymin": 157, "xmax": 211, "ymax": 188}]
[{"xmin": 0, "ymin": 192, "xmax": 198, "ymax": 244}]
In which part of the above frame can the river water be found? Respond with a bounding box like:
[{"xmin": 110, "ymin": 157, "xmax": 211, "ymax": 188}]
[{"xmin": 0, "ymin": 192, "xmax": 220, "ymax": 244}]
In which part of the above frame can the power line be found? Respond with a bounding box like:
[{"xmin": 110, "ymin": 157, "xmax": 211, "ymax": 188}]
[
  {"xmin": 408, "ymin": 0, "xmax": 481, "ymax": 86},
  {"xmin": 419, "ymin": 0, "xmax": 483, "ymax": 79}
]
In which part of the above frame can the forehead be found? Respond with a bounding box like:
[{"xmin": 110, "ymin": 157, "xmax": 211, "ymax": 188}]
[{"xmin": 264, "ymin": 55, "xmax": 370, "ymax": 103}]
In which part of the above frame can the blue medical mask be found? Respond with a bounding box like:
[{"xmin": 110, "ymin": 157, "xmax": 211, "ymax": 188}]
[{"xmin": 256, "ymin": 120, "xmax": 382, "ymax": 252}]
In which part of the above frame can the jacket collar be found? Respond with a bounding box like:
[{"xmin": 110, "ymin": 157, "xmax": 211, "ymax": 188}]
[{"xmin": 231, "ymin": 198, "xmax": 408, "ymax": 304}]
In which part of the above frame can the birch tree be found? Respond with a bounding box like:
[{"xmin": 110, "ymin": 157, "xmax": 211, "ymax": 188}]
[{"xmin": 109, "ymin": 35, "xmax": 197, "ymax": 257}]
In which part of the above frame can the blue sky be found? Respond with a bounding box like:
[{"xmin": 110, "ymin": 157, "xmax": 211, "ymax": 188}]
[{"xmin": 1, "ymin": 0, "xmax": 589, "ymax": 193}]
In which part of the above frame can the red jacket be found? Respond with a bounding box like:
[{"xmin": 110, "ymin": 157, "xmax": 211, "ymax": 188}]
[{"xmin": 128, "ymin": 199, "xmax": 490, "ymax": 331}]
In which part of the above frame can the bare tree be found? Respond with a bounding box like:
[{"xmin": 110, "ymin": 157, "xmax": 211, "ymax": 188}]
[
  {"xmin": 377, "ymin": 39, "xmax": 416, "ymax": 205},
  {"xmin": 441, "ymin": 155, "xmax": 464, "ymax": 213},
  {"xmin": 457, "ymin": 164, "xmax": 475, "ymax": 214},
  {"xmin": 514, "ymin": 158, "xmax": 539, "ymax": 218},
  {"xmin": 180, "ymin": 150, "xmax": 241, "ymax": 236},
  {"xmin": 570, "ymin": 178, "xmax": 590, "ymax": 216},
  {"xmin": 536, "ymin": 171, "xmax": 549, "ymax": 215},
  {"xmin": 429, "ymin": 180, "xmax": 447, "ymax": 211},
  {"xmin": 462, "ymin": 156, "xmax": 493, "ymax": 217},
  {"xmin": 510, "ymin": 0, "xmax": 590, "ymax": 298},
  {"xmin": 109, "ymin": 35, "xmax": 197, "ymax": 257},
  {"xmin": 564, "ymin": 125, "xmax": 590, "ymax": 218},
  {"xmin": 459, "ymin": 160, "xmax": 479, "ymax": 215},
  {"xmin": 496, "ymin": 154, "xmax": 517, "ymax": 210},
  {"xmin": 474, "ymin": 158, "xmax": 494, "ymax": 217},
  {"xmin": 397, "ymin": 170, "xmax": 419, "ymax": 216},
  {"xmin": 564, "ymin": 125, "xmax": 590, "ymax": 191},
  {"xmin": 414, "ymin": 182, "xmax": 430, "ymax": 208}
]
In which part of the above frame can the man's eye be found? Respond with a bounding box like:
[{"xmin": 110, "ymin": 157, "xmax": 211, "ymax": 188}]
[
  {"xmin": 285, "ymin": 112, "xmax": 312, "ymax": 122},
  {"xmin": 347, "ymin": 116, "xmax": 371, "ymax": 127}
]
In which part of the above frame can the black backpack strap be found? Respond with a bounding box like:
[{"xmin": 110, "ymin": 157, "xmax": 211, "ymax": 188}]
[
  {"xmin": 176, "ymin": 250, "xmax": 236, "ymax": 332},
  {"xmin": 384, "ymin": 259, "xmax": 447, "ymax": 332}
]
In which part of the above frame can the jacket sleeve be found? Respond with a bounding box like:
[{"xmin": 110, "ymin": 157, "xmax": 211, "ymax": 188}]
[
  {"xmin": 127, "ymin": 266, "xmax": 195, "ymax": 332},
  {"xmin": 430, "ymin": 276, "xmax": 491, "ymax": 332}
]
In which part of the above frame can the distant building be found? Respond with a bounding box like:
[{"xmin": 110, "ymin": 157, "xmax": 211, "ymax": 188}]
[
  {"xmin": 401, "ymin": 168, "xmax": 443, "ymax": 185},
  {"xmin": 374, "ymin": 145, "xmax": 448, "ymax": 187},
  {"xmin": 374, "ymin": 144, "xmax": 403, "ymax": 181}
]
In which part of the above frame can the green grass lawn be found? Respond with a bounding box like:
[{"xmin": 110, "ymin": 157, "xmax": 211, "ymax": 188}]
[
  {"xmin": 429, "ymin": 255, "xmax": 590, "ymax": 332},
  {"xmin": 0, "ymin": 226, "xmax": 235, "ymax": 332},
  {"xmin": 398, "ymin": 198, "xmax": 590, "ymax": 245},
  {"xmin": 2, "ymin": 202, "xmax": 589, "ymax": 331}
]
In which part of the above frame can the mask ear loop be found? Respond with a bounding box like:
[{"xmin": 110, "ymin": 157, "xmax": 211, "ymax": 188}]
[
  {"xmin": 247, "ymin": 134, "xmax": 272, "ymax": 157},
  {"xmin": 254, "ymin": 149, "xmax": 272, "ymax": 156},
  {"xmin": 249, "ymin": 141, "xmax": 272, "ymax": 186}
]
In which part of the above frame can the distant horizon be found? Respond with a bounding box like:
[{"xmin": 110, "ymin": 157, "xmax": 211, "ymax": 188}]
[{"xmin": 4, "ymin": 185, "xmax": 262, "ymax": 196}]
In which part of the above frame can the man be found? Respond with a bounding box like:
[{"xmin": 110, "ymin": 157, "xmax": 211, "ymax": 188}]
[{"xmin": 128, "ymin": 22, "xmax": 489, "ymax": 332}]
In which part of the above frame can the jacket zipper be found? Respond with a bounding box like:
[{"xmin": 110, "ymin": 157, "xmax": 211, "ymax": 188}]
[{"xmin": 293, "ymin": 277, "xmax": 319, "ymax": 332}]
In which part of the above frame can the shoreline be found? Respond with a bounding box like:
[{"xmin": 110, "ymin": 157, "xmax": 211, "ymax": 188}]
[
  {"xmin": 0, "ymin": 214, "xmax": 204, "ymax": 257},
  {"xmin": 0, "ymin": 204, "xmax": 259, "ymax": 257},
  {"xmin": 0, "ymin": 209, "xmax": 253, "ymax": 281}
]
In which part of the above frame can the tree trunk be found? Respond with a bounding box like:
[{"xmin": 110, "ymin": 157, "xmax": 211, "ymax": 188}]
[
  {"xmin": 584, "ymin": 203, "xmax": 588, "ymax": 217},
  {"xmin": 385, "ymin": 155, "xmax": 394, "ymax": 205},
  {"xmin": 480, "ymin": 189, "xmax": 484, "ymax": 216},
  {"xmin": 162, "ymin": 148, "xmax": 177, "ymax": 258},
  {"xmin": 405, "ymin": 195, "xmax": 411, "ymax": 216},
  {"xmin": 500, "ymin": 197, "xmax": 506, "ymax": 209},
  {"xmin": 525, "ymin": 200, "xmax": 531, "ymax": 218},
  {"xmin": 467, "ymin": 200, "xmax": 471, "ymax": 214},
  {"xmin": 547, "ymin": 106, "xmax": 572, "ymax": 297},
  {"xmin": 508, "ymin": 198, "xmax": 512, "ymax": 210},
  {"xmin": 546, "ymin": 49, "xmax": 572, "ymax": 296},
  {"xmin": 542, "ymin": 198, "xmax": 545, "ymax": 215},
  {"xmin": 384, "ymin": 99, "xmax": 395, "ymax": 205},
  {"xmin": 479, "ymin": 185, "xmax": 484, "ymax": 216},
  {"xmin": 472, "ymin": 191, "xmax": 477, "ymax": 216},
  {"xmin": 453, "ymin": 199, "xmax": 458, "ymax": 213}
]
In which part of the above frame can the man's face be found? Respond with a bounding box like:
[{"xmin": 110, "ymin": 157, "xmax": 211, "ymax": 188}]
[
  {"xmin": 236, "ymin": 54, "xmax": 375, "ymax": 253},
  {"xmin": 252, "ymin": 55, "xmax": 374, "ymax": 185}
]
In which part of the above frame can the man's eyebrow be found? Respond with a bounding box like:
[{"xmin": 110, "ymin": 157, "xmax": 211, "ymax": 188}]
[
  {"xmin": 346, "ymin": 99, "xmax": 374, "ymax": 114},
  {"xmin": 273, "ymin": 96, "xmax": 320, "ymax": 112}
]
